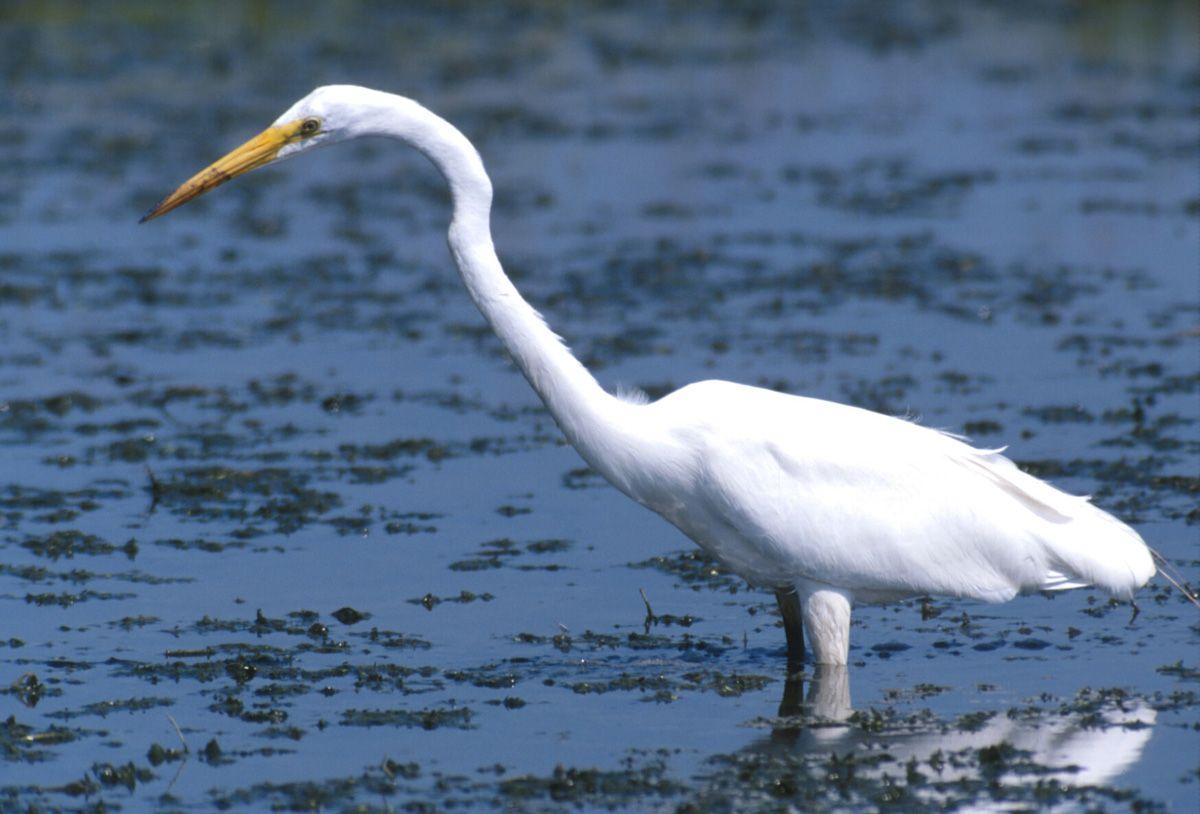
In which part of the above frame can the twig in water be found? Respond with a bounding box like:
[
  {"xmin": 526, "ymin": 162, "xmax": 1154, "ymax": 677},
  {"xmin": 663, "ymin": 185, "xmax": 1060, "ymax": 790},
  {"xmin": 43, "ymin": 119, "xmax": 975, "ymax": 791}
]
[
  {"xmin": 165, "ymin": 757, "xmax": 189, "ymax": 796},
  {"xmin": 145, "ymin": 465, "xmax": 162, "ymax": 513},
  {"xmin": 1149, "ymin": 547, "xmax": 1200, "ymax": 610},
  {"xmin": 639, "ymin": 588, "xmax": 656, "ymax": 630},
  {"xmin": 166, "ymin": 713, "xmax": 189, "ymax": 753}
]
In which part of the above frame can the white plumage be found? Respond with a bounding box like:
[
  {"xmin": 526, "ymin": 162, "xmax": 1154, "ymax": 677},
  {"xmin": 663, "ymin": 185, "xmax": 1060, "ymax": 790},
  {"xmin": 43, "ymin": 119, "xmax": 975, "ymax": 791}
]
[
  {"xmin": 640, "ymin": 381, "xmax": 1152, "ymax": 602},
  {"xmin": 142, "ymin": 86, "xmax": 1156, "ymax": 668}
]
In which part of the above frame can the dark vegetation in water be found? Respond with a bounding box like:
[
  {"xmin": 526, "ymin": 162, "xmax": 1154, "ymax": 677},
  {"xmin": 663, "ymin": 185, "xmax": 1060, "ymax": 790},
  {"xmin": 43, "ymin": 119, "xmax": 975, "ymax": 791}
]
[{"xmin": 1, "ymin": 0, "xmax": 1196, "ymax": 811}]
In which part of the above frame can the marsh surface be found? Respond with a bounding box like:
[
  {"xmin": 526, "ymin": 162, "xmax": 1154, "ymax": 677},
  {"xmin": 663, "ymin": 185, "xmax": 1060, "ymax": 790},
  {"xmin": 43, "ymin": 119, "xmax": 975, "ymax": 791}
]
[{"xmin": 1, "ymin": 1, "xmax": 1198, "ymax": 811}]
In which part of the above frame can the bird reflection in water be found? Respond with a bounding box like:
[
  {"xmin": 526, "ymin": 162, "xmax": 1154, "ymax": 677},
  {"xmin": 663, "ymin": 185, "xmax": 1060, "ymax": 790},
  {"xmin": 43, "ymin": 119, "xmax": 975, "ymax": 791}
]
[{"xmin": 757, "ymin": 666, "xmax": 1155, "ymax": 801}]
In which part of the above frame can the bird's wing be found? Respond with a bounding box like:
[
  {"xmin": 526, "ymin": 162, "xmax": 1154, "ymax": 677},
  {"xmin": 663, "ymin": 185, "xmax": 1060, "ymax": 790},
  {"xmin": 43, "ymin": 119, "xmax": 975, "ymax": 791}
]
[{"xmin": 660, "ymin": 381, "xmax": 1152, "ymax": 600}]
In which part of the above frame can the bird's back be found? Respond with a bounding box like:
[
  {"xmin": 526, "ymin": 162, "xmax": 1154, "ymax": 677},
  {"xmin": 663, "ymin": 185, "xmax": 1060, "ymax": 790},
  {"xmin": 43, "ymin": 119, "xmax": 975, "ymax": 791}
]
[{"xmin": 641, "ymin": 380, "xmax": 1155, "ymax": 601}]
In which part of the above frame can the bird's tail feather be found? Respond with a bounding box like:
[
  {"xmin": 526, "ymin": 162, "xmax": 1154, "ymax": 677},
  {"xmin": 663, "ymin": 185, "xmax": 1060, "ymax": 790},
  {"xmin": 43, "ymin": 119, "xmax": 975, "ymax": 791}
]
[
  {"xmin": 1040, "ymin": 570, "xmax": 1091, "ymax": 592},
  {"xmin": 1040, "ymin": 507, "xmax": 1156, "ymax": 599},
  {"xmin": 961, "ymin": 449, "xmax": 1155, "ymax": 598}
]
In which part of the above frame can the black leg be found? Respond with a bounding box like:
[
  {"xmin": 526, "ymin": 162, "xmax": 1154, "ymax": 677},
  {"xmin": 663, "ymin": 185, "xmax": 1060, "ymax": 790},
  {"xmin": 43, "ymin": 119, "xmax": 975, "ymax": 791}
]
[{"xmin": 774, "ymin": 587, "xmax": 805, "ymax": 676}]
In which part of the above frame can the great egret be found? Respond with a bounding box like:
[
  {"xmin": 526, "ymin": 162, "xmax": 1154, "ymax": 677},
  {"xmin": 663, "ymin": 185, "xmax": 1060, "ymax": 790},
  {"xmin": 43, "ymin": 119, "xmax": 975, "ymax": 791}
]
[{"xmin": 142, "ymin": 85, "xmax": 1156, "ymax": 668}]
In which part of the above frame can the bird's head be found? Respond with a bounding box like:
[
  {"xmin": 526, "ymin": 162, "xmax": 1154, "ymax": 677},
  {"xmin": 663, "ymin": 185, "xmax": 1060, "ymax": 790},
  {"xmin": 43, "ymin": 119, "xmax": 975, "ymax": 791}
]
[{"xmin": 140, "ymin": 85, "xmax": 364, "ymax": 223}]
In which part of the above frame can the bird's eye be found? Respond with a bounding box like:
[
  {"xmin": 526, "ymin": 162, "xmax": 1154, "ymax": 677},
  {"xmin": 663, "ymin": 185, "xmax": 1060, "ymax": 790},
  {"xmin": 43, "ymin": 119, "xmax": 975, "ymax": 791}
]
[{"xmin": 299, "ymin": 118, "xmax": 321, "ymax": 136}]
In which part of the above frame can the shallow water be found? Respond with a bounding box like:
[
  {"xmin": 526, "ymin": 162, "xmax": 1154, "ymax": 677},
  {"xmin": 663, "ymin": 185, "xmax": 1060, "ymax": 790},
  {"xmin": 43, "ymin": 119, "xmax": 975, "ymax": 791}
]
[{"xmin": 2, "ymin": 1, "xmax": 1198, "ymax": 811}]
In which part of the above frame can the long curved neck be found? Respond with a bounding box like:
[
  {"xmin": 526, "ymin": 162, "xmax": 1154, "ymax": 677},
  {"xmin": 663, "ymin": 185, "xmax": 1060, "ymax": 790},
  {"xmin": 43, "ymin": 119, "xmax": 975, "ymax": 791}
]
[{"xmin": 364, "ymin": 92, "xmax": 626, "ymax": 457}]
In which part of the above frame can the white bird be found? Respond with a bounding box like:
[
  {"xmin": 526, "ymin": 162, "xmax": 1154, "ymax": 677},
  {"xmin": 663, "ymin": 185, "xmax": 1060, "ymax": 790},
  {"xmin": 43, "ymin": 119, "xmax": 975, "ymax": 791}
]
[{"xmin": 142, "ymin": 86, "xmax": 1157, "ymax": 668}]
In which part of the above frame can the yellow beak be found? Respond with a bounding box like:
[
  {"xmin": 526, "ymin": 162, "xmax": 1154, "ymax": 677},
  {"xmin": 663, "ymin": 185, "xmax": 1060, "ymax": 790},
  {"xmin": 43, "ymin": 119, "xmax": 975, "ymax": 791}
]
[{"xmin": 140, "ymin": 120, "xmax": 306, "ymax": 223}]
